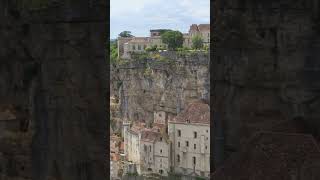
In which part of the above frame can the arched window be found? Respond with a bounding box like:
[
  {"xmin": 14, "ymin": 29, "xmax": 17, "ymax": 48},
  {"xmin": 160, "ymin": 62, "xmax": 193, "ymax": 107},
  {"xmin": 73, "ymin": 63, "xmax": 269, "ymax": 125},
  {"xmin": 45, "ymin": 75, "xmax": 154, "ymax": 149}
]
[
  {"xmin": 177, "ymin": 154, "xmax": 180, "ymax": 162},
  {"xmin": 193, "ymin": 157, "xmax": 196, "ymax": 165}
]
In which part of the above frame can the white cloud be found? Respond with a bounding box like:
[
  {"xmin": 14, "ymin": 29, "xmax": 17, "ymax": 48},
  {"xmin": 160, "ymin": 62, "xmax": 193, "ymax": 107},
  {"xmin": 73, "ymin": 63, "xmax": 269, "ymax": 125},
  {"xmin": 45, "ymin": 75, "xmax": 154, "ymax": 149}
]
[
  {"xmin": 110, "ymin": 0, "xmax": 161, "ymax": 17},
  {"xmin": 110, "ymin": 0, "xmax": 210, "ymax": 38}
]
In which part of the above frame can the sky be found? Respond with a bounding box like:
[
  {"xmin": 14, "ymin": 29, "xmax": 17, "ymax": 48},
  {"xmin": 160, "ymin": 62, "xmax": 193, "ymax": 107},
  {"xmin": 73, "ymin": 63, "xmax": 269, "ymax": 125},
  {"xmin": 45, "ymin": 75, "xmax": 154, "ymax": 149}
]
[{"xmin": 110, "ymin": 0, "xmax": 210, "ymax": 39}]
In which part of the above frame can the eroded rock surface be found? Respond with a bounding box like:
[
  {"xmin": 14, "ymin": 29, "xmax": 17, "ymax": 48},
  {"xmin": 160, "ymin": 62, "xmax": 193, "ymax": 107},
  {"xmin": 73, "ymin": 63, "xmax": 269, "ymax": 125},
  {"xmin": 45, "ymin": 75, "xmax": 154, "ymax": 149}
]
[
  {"xmin": 110, "ymin": 52, "xmax": 210, "ymax": 133},
  {"xmin": 213, "ymin": 0, "xmax": 320, "ymax": 176},
  {"xmin": 0, "ymin": 1, "xmax": 107, "ymax": 180}
]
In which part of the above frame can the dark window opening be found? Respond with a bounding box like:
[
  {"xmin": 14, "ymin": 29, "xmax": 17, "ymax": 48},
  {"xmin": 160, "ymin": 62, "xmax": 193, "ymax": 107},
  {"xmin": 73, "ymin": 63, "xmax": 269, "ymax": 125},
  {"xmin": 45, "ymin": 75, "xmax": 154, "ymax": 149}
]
[
  {"xmin": 193, "ymin": 157, "xmax": 196, "ymax": 165},
  {"xmin": 186, "ymin": 141, "xmax": 189, "ymax": 147},
  {"xmin": 177, "ymin": 130, "xmax": 181, "ymax": 137},
  {"xmin": 178, "ymin": 142, "xmax": 180, "ymax": 147},
  {"xmin": 177, "ymin": 155, "xmax": 180, "ymax": 162},
  {"xmin": 194, "ymin": 132, "xmax": 197, "ymax": 138},
  {"xmin": 194, "ymin": 144, "xmax": 196, "ymax": 149},
  {"xmin": 160, "ymin": 149, "xmax": 162, "ymax": 153}
]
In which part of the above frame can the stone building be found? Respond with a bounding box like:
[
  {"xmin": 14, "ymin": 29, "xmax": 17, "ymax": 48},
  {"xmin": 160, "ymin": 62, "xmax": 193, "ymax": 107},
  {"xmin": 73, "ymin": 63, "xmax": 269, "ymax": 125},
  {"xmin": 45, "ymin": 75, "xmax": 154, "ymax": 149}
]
[
  {"xmin": 168, "ymin": 100, "xmax": 210, "ymax": 178},
  {"xmin": 117, "ymin": 24, "xmax": 210, "ymax": 59},
  {"xmin": 184, "ymin": 24, "xmax": 210, "ymax": 48},
  {"xmin": 123, "ymin": 120, "xmax": 170, "ymax": 176}
]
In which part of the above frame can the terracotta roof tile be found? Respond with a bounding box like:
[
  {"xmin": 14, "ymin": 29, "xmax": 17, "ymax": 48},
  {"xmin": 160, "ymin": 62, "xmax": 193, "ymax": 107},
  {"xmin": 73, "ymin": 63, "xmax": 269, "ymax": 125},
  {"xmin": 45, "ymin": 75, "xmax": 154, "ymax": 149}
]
[
  {"xmin": 141, "ymin": 130, "xmax": 160, "ymax": 142},
  {"xmin": 170, "ymin": 100, "xmax": 210, "ymax": 124},
  {"xmin": 198, "ymin": 24, "xmax": 210, "ymax": 32},
  {"xmin": 189, "ymin": 24, "xmax": 199, "ymax": 31}
]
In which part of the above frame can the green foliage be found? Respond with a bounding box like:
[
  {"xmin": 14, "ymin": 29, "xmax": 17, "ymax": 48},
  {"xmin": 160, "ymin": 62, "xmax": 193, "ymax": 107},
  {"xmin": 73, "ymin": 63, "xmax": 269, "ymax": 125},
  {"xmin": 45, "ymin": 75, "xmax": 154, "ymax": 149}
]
[
  {"xmin": 145, "ymin": 45, "xmax": 157, "ymax": 52},
  {"xmin": 158, "ymin": 29, "xmax": 171, "ymax": 35},
  {"xmin": 192, "ymin": 35, "xmax": 204, "ymax": 49},
  {"xmin": 119, "ymin": 31, "xmax": 133, "ymax": 37},
  {"xmin": 176, "ymin": 47, "xmax": 192, "ymax": 51},
  {"xmin": 203, "ymin": 44, "xmax": 209, "ymax": 51},
  {"xmin": 126, "ymin": 172, "xmax": 138, "ymax": 176},
  {"xmin": 156, "ymin": 46, "xmax": 167, "ymax": 51},
  {"xmin": 110, "ymin": 40, "xmax": 118, "ymax": 64},
  {"xmin": 161, "ymin": 30, "xmax": 184, "ymax": 50}
]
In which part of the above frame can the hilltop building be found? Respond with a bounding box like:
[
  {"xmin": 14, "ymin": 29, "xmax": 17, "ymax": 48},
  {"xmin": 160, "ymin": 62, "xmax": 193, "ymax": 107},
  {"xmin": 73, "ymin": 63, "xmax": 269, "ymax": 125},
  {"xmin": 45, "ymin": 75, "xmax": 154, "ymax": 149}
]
[{"xmin": 117, "ymin": 24, "xmax": 210, "ymax": 59}]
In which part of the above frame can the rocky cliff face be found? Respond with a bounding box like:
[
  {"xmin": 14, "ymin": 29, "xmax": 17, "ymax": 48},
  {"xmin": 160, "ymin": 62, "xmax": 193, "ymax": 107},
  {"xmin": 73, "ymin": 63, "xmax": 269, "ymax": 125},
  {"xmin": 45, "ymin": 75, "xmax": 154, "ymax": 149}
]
[
  {"xmin": 110, "ymin": 52, "xmax": 210, "ymax": 132},
  {"xmin": 213, "ymin": 0, "xmax": 320, "ymax": 169},
  {"xmin": 0, "ymin": 1, "xmax": 107, "ymax": 180}
]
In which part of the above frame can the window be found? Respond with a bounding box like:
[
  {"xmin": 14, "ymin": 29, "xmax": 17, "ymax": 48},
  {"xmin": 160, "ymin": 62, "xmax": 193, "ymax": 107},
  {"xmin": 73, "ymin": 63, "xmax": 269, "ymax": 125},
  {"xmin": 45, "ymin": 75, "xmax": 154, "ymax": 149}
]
[
  {"xmin": 177, "ymin": 130, "xmax": 181, "ymax": 137},
  {"xmin": 159, "ymin": 169, "xmax": 163, "ymax": 174},
  {"xmin": 138, "ymin": 45, "xmax": 141, "ymax": 50},
  {"xmin": 193, "ymin": 157, "xmax": 196, "ymax": 165},
  {"xmin": 159, "ymin": 113, "xmax": 162, "ymax": 117},
  {"xmin": 178, "ymin": 142, "xmax": 180, "ymax": 147},
  {"xmin": 160, "ymin": 149, "xmax": 162, "ymax": 154},
  {"xmin": 186, "ymin": 141, "xmax": 189, "ymax": 147},
  {"xmin": 194, "ymin": 132, "xmax": 197, "ymax": 138},
  {"xmin": 205, "ymin": 146, "xmax": 207, "ymax": 150},
  {"xmin": 206, "ymin": 137, "xmax": 208, "ymax": 140},
  {"xmin": 194, "ymin": 144, "xmax": 196, "ymax": 149},
  {"xmin": 177, "ymin": 155, "xmax": 180, "ymax": 162},
  {"xmin": 132, "ymin": 45, "xmax": 136, "ymax": 50},
  {"xmin": 149, "ymin": 145, "xmax": 152, "ymax": 152},
  {"xmin": 206, "ymin": 130, "xmax": 208, "ymax": 133},
  {"xmin": 160, "ymin": 137, "xmax": 162, "ymax": 141}
]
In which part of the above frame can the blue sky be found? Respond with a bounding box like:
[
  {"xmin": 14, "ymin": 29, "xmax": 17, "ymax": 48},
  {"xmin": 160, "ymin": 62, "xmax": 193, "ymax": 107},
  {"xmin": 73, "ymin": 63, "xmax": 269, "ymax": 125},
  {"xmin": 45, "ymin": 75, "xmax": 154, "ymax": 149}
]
[{"xmin": 110, "ymin": 0, "xmax": 210, "ymax": 39}]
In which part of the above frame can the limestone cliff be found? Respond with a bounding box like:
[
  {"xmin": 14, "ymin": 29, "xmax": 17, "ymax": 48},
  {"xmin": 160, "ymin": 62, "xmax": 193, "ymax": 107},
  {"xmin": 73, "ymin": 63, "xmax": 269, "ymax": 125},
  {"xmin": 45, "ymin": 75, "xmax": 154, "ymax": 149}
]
[
  {"xmin": 110, "ymin": 52, "xmax": 210, "ymax": 133},
  {"xmin": 0, "ymin": 1, "xmax": 107, "ymax": 180},
  {"xmin": 213, "ymin": 0, "xmax": 320, "ymax": 174}
]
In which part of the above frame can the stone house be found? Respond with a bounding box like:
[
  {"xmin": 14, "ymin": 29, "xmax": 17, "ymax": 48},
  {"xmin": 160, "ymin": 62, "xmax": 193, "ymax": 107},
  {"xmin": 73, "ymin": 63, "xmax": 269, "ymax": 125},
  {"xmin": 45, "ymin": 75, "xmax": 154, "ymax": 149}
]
[
  {"xmin": 168, "ymin": 100, "xmax": 210, "ymax": 178},
  {"xmin": 123, "ymin": 121, "xmax": 170, "ymax": 176},
  {"xmin": 184, "ymin": 24, "xmax": 210, "ymax": 48}
]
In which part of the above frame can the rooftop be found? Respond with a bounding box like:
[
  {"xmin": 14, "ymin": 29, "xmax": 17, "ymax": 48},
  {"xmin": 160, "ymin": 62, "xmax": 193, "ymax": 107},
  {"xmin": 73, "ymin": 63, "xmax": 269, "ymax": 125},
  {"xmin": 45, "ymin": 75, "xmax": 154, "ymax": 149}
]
[{"xmin": 170, "ymin": 99, "xmax": 210, "ymax": 124}]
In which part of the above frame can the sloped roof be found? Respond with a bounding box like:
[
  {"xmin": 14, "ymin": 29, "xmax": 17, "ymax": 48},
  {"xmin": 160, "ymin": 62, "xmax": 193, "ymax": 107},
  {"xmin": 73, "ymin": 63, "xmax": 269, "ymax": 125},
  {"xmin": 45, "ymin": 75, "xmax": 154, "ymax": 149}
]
[
  {"xmin": 189, "ymin": 24, "xmax": 199, "ymax": 31},
  {"xmin": 198, "ymin": 24, "xmax": 210, "ymax": 32},
  {"xmin": 141, "ymin": 130, "xmax": 160, "ymax": 142},
  {"xmin": 212, "ymin": 132, "xmax": 320, "ymax": 180},
  {"xmin": 170, "ymin": 99, "xmax": 210, "ymax": 124},
  {"xmin": 128, "ymin": 37, "xmax": 150, "ymax": 43}
]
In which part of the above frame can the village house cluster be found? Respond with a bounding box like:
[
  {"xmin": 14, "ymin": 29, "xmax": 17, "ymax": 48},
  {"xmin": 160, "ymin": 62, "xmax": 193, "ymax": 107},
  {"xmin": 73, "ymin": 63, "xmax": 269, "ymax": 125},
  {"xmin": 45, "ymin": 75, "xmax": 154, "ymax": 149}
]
[
  {"xmin": 117, "ymin": 24, "xmax": 210, "ymax": 59},
  {"xmin": 110, "ymin": 99, "xmax": 210, "ymax": 179}
]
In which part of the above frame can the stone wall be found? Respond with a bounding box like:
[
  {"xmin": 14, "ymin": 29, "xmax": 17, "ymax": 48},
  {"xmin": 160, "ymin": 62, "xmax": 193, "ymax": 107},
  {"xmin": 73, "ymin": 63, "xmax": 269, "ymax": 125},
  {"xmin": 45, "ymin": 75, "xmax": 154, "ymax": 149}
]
[
  {"xmin": 0, "ymin": 0, "xmax": 108, "ymax": 179},
  {"xmin": 213, "ymin": 0, "xmax": 320, "ymax": 168}
]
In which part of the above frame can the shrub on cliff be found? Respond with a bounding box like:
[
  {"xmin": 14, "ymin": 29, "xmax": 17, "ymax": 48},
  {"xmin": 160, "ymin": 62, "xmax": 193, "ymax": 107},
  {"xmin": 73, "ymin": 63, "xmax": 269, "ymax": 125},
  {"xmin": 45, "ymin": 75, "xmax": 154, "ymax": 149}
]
[
  {"xmin": 192, "ymin": 35, "xmax": 204, "ymax": 49},
  {"xmin": 161, "ymin": 30, "xmax": 184, "ymax": 50}
]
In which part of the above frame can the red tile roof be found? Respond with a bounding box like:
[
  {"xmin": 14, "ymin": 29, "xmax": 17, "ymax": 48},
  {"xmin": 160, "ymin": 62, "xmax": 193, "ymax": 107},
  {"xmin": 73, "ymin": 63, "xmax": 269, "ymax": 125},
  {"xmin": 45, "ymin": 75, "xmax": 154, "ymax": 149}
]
[
  {"xmin": 212, "ymin": 132, "xmax": 320, "ymax": 179},
  {"xmin": 198, "ymin": 24, "xmax": 210, "ymax": 32},
  {"xmin": 189, "ymin": 24, "xmax": 199, "ymax": 31},
  {"xmin": 170, "ymin": 99, "xmax": 210, "ymax": 124},
  {"xmin": 141, "ymin": 130, "xmax": 160, "ymax": 142}
]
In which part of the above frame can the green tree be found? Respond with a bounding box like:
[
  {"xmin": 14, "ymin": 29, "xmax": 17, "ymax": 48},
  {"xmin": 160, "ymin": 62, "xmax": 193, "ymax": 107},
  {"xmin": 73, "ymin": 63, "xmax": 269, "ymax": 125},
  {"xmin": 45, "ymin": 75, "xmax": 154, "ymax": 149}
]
[
  {"xmin": 161, "ymin": 30, "xmax": 184, "ymax": 50},
  {"xmin": 192, "ymin": 35, "xmax": 203, "ymax": 49},
  {"xmin": 118, "ymin": 31, "xmax": 133, "ymax": 37}
]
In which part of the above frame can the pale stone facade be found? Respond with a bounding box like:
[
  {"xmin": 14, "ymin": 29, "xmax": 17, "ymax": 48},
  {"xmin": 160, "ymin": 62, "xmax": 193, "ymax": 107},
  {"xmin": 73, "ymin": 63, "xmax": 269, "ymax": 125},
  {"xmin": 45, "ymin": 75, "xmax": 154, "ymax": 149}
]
[
  {"xmin": 185, "ymin": 24, "xmax": 210, "ymax": 48},
  {"xmin": 117, "ymin": 24, "xmax": 210, "ymax": 59},
  {"xmin": 168, "ymin": 100, "xmax": 210, "ymax": 178},
  {"xmin": 122, "ymin": 100, "xmax": 210, "ymax": 178}
]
